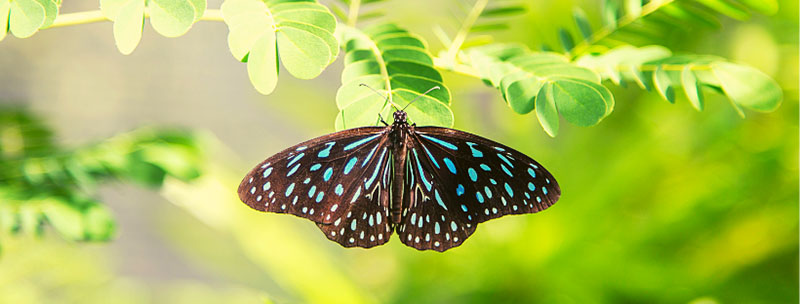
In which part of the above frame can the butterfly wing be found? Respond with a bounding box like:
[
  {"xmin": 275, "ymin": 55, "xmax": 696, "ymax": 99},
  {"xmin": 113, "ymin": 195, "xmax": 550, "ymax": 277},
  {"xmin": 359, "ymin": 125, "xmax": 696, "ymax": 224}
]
[
  {"xmin": 397, "ymin": 126, "xmax": 560, "ymax": 252},
  {"xmin": 238, "ymin": 126, "xmax": 394, "ymax": 248}
]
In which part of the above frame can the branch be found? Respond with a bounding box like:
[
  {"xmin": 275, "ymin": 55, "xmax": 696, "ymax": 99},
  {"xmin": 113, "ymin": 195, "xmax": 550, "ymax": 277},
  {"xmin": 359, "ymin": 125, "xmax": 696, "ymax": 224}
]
[
  {"xmin": 49, "ymin": 9, "xmax": 225, "ymax": 28},
  {"xmin": 567, "ymin": 0, "xmax": 675, "ymax": 57}
]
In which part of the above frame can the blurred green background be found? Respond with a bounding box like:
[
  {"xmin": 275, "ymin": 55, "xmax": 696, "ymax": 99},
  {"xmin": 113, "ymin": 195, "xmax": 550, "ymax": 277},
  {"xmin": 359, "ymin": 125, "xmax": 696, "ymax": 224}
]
[{"xmin": 0, "ymin": 0, "xmax": 797, "ymax": 303}]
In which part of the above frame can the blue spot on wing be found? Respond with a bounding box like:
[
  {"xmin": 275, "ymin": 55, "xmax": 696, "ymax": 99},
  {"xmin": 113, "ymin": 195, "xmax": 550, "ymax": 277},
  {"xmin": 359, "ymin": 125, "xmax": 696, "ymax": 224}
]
[
  {"xmin": 434, "ymin": 190, "xmax": 447, "ymax": 210},
  {"xmin": 466, "ymin": 142, "xmax": 483, "ymax": 157},
  {"xmin": 497, "ymin": 153, "xmax": 513, "ymax": 168},
  {"xmin": 344, "ymin": 134, "xmax": 381, "ymax": 150},
  {"xmin": 456, "ymin": 184, "xmax": 465, "ymax": 196},
  {"xmin": 443, "ymin": 157, "xmax": 456, "ymax": 174},
  {"xmin": 344, "ymin": 157, "xmax": 358, "ymax": 174},
  {"xmin": 323, "ymin": 167, "xmax": 333, "ymax": 181},
  {"xmin": 310, "ymin": 164, "xmax": 322, "ymax": 171},
  {"xmin": 287, "ymin": 153, "xmax": 305, "ymax": 167},
  {"xmin": 468, "ymin": 168, "xmax": 478, "ymax": 182},
  {"xmin": 421, "ymin": 144, "xmax": 440, "ymax": 169},
  {"xmin": 413, "ymin": 149, "xmax": 432, "ymax": 191},
  {"xmin": 318, "ymin": 142, "xmax": 335, "ymax": 158},
  {"xmin": 420, "ymin": 134, "xmax": 458, "ymax": 150},
  {"xmin": 335, "ymin": 184, "xmax": 344, "ymax": 196}
]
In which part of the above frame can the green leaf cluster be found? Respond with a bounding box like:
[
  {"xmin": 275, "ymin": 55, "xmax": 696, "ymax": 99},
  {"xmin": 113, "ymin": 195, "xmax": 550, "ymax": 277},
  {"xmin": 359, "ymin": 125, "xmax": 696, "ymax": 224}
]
[
  {"xmin": 0, "ymin": 0, "xmax": 61, "ymax": 41},
  {"xmin": 100, "ymin": 0, "xmax": 206, "ymax": 54},
  {"xmin": 466, "ymin": 43, "xmax": 614, "ymax": 136},
  {"xmin": 562, "ymin": 0, "xmax": 779, "ymax": 55},
  {"xmin": 335, "ymin": 23, "xmax": 452, "ymax": 130},
  {"xmin": 0, "ymin": 108, "xmax": 204, "ymax": 244},
  {"xmin": 222, "ymin": 0, "xmax": 338, "ymax": 94},
  {"xmin": 576, "ymin": 45, "xmax": 782, "ymax": 115}
]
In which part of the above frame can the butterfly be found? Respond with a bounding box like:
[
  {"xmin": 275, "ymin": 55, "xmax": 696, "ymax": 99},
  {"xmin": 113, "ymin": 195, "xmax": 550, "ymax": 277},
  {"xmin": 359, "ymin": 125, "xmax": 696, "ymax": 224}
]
[{"xmin": 238, "ymin": 91, "xmax": 560, "ymax": 252}]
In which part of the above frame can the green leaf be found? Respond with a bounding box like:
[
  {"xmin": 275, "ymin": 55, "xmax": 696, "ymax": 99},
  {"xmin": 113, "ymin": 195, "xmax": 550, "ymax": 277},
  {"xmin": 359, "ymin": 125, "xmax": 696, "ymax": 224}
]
[
  {"xmin": 222, "ymin": 0, "xmax": 338, "ymax": 93},
  {"xmin": 33, "ymin": 0, "xmax": 57, "ymax": 28},
  {"xmin": 9, "ymin": 0, "xmax": 45, "ymax": 38},
  {"xmin": 536, "ymin": 82, "xmax": 558, "ymax": 137},
  {"xmin": 681, "ymin": 65, "xmax": 704, "ymax": 111},
  {"xmin": 100, "ymin": 0, "xmax": 127, "ymax": 20},
  {"xmin": 550, "ymin": 78, "xmax": 608, "ymax": 127},
  {"xmin": 625, "ymin": 0, "xmax": 642, "ymax": 17},
  {"xmin": 711, "ymin": 62, "xmax": 782, "ymax": 112},
  {"xmin": 653, "ymin": 66, "xmax": 675, "ymax": 103},
  {"xmin": 113, "ymin": 0, "xmax": 145, "ymax": 55},
  {"xmin": 558, "ymin": 28, "xmax": 575, "ymax": 51},
  {"xmin": 43, "ymin": 199, "xmax": 84, "ymax": 240},
  {"xmin": 83, "ymin": 203, "xmax": 116, "ymax": 241},
  {"xmin": 737, "ymin": 0, "xmax": 778, "ymax": 15},
  {"xmin": 189, "ymin": 0, "xmax": 206, "ymax": 22},
  {"xmin": 276, "ymin": 26, "xmax": 330, "ymax": 79},
  {"xmin": 602, "ymin": 0, "xmax": 618, "ymax": 28},
  {"xmin": 149, "ymin": 0, "xmax": 197, "ymax": 37},
  {"xmin": 573, "ymin": 8, "xmax": 592, "ymax": 39},
  {"xmin": 694, "ymin": 0, "xmax": 750, "ymax": 20},
  {"xmin": 247, "ymin": 33, "xmax": 278, "ymax": 95},
  {"xmin": 481, "ymin": 5, "xmax": 526, "ymax": 17},
  {"xmin": 0, "ymin": 1, "xmax": 10, "ymax": 41},
  {"xmin": 335, "ymin": 24, "xmax": 452, "ymax": 129}
]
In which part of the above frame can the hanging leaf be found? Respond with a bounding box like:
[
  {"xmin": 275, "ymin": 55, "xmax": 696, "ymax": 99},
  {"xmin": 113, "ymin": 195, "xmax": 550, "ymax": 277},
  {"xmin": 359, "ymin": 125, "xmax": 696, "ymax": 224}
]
[
  {"xmin": 681, "ymin": 65, "xmax": 704, "ymax": 111},
  {"xmin": 8, "ymin": 0, "xmax": 45, "ymax": 38},
  {"xmin": 222, "ymin": 0, "xmax": 338, "ymax": 94}
]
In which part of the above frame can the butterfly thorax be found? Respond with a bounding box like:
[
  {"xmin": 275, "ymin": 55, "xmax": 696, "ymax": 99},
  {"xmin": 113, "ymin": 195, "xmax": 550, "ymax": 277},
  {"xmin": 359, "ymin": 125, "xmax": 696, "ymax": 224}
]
[{"xmin": 389, "ymin": 110, "xmax": 412, "ymax": 225}]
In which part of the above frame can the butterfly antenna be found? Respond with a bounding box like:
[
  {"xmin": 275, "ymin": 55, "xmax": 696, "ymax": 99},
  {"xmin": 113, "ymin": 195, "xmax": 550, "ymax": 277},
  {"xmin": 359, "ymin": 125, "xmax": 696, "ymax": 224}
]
[{"xmin": 402, "ymin": 86, "xmax": 440, "ymax": 111}]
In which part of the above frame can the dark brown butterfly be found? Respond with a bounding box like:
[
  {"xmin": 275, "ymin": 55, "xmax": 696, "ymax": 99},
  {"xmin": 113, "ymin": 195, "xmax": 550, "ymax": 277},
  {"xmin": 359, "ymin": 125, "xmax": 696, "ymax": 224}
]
[{"xmin": 238, "ymin": 104, "xmax": 560, "ymax": 252}]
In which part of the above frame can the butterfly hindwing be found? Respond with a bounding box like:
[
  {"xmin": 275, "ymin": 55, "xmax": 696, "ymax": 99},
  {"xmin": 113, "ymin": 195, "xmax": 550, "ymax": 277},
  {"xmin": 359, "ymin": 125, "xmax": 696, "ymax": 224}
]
[
  {"xmin": 238, "ymin": 127, "xmax": 393, "ymax": 237},
  {"xmin": 397, "ymin": 127, "xmax": 560, "ymax": 251},
  {"xmin": 316, "ymin": 143, "xmax": 395, "ymax": 248},
  {"xmin": 398, "ymin": 141, "xmax": 476, "ymax": 251}
]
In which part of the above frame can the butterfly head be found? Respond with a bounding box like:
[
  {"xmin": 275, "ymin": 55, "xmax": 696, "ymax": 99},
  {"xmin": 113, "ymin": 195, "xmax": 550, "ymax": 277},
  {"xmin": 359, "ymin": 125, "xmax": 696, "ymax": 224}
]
[{"xmin": 392, "ymin": 110, "xmax": 408, "ymax": 124}]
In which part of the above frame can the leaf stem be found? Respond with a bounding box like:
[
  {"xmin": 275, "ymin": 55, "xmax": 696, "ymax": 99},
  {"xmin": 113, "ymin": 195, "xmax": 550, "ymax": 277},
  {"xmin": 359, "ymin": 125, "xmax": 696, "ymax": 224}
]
[
  {"xmin": 347, "ymin": 0, "xmax": 361, "ymax": 27},
  {"xmin": 567, "ymin": 0, "xmax": 675, "ymax": 57},
  {"xmin": 443, "ymin": 0, "xmax": 488, "ymax": 64},
  {"xmin": 48, "ymin": 9, "xmax": 225, "ymax": 28}
]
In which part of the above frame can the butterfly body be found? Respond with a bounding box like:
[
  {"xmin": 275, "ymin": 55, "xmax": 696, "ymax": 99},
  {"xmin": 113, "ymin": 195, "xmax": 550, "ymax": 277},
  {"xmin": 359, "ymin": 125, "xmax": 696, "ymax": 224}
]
[{"xmin": 239, "ymin": 110, "xmax": 560, "ymax": 252}]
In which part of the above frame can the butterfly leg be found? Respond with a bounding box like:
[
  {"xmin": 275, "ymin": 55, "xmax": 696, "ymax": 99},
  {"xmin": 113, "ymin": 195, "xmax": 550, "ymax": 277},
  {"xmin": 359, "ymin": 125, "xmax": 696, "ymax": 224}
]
[{"xmin": 378, "ymin": 113, "xmax": 389, "ymax": 126}]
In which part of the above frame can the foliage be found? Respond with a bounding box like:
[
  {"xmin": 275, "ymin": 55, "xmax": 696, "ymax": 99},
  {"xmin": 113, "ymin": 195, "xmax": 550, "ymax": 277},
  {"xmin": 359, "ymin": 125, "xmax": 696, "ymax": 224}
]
[
  {"xmin": 336, "ymin": 23, "xmax": 452, "ymax": 129},
  {"xmin": 0, "ymin": 0, "xmax": 783, "ymax": 136},
  {"xmin": 0, "ymin": 108, "xmax": 204, "ymax": 246}
]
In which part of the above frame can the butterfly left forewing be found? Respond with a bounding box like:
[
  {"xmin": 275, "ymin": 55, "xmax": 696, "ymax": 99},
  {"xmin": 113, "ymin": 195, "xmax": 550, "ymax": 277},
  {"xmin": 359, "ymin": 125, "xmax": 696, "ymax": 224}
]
[{"xmin": 239, "ymin": 127, "xmax": 395, "ymax": 249}]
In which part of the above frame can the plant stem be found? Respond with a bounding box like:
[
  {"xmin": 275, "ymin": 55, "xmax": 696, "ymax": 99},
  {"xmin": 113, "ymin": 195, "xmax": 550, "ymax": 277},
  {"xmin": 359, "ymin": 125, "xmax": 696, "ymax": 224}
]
[
  {"xmin": 49, "ymin": 9, "xmax": 225, "ymax": 28},
  {"xmin": 443, "ymin": 0, "xmax": 488, "ymax": 64},
  {"xmin": 347, "ymin": 0, "xmax": 361, "ymax": 27},
  {"xmin": 567, "ymin": 0, "xmax": 675, "ymax": 57}
]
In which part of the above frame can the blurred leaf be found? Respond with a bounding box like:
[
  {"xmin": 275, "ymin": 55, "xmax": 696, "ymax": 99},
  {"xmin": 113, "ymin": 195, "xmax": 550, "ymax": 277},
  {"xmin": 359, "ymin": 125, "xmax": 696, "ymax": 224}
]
[
  {"xmin": 480, "ymin": 5, "xmax": 525, "ymax": 17},
  {"xmin": 558, "ymin": 28, "xmax": 575, "ymax": 52},
  {"xmin": 625, "ymin": 0, "xmax": 642, "ymax": 17},
  {"xmin": 335, "ymin": 24, "xmax": 452, "ymax": 129},
  {"xmin": 681, "ymin": 65, "xmax": 704, "ymax": 111},
  {"xmin": 653, "ymin": 65, "xmax": 675, "ymax": 103},
  {"xmin": 8, "ymin": 0, "xmax": 45, "ymax": 38},
  {"xmin": 736, "ymin": 0, "xmax": 778, "ymax": 15},
  {"xmin": 0, "ymin": 1, "xmax": 9, "ymax": 41},
  {"xmin": 602, "ymin": 0, "xmax": 618, "ymax": 28},
  {"xmin": 112, "ymin": 0, "xmax": 145, "ymax": 55},
  {"xmin": 573, "ymin": 8, "xmax": 592, "ymax": 39},
  {"xmin": 33, "ymin": 0, "xmax": 58, "ymax": 28},
  {"xmin": 711, "ymin": 61, "xmax": 783, "ymax": 112},
  {"xmin": 694, "ymin": 0, "xmax": 749, "ymax": 20},
  {"xmin": 149, "ymin": 0, "xmax": 197, "ymax": 37}
]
